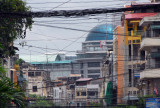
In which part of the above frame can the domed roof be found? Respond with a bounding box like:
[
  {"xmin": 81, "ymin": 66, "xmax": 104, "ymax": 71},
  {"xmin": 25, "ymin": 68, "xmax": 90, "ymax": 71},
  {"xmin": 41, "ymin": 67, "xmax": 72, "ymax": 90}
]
[{"xmin": 85, "ymin": 24, "xmax": 114, "ymax": 41}]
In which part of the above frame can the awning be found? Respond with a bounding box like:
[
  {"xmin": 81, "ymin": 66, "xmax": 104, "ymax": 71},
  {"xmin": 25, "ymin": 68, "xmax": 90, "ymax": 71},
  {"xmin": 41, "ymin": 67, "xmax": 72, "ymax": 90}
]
[
  {"xmin": 122, "ymin": 96, "xmax": 139, "ymax": 101},
  {"xmin": 105, "ymin": 81, "xmax": 113, "ymax": 106}
]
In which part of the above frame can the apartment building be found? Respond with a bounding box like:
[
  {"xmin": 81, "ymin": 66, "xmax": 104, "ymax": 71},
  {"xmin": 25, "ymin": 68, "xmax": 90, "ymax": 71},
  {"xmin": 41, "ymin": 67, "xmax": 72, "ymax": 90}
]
[{"xmin": 139, "ymin": 14, "xmax": 160, "ymax": 96}]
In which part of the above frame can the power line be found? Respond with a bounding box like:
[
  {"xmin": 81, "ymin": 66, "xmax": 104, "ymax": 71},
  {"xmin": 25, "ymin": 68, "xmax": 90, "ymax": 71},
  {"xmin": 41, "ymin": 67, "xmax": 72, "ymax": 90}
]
[
  {"xmin": 27, "ymin": 0, "xmax": 129, "ymax": 4},
  {"xmin": 49, "ymin": 0, "xmax": 72, "ymax": 11},
  {"xmin": 1, "ymin": 4, "xmax": 160, "ymax": 17},
  {"xmin": 33, "ymin": 23, "xmax": 142, "ymax": 37}
]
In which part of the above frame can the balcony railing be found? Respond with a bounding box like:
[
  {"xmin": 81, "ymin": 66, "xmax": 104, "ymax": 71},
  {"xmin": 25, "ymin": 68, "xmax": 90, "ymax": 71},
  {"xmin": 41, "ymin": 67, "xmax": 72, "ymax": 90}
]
[
  {"xmin": 87, "ymin": 95, "xmax": 98, "ymax": 99},
  {"xmin": 146, "ymin": 63, "xmax": 160, "ymax": 69},
  {"xmin": 141, "ymin": 30, "xmax": 160, "ymax": 39},
  {"xmin": 128, "ymin": 30, "xmax": 143, "ymax": 36}
]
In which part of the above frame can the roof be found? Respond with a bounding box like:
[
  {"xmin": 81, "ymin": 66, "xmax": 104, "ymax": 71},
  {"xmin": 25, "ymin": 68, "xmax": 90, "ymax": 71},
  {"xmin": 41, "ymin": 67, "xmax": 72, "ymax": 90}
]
[
  {"xmin": 76, "ymin": 78, "xmax": 92, "ymax": 82},
  {"xmin": 131, "ymin": 2, "xmax": 160, "ymax": 6},
  {"xmin": 125, "ymin": 13, "xmax": 158, "ymax": 20},
  {"xmin": 85, "ymin": 24, "xmax": 114, "ymax": 41},
  {"xmin": 139, "ymin": 13, "xmax": 160, "ymax": 26}
]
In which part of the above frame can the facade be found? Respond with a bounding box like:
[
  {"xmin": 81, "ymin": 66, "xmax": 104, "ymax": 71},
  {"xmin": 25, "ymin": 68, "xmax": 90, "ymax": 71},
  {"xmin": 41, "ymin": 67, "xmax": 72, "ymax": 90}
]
[
  {"xmin": 25, "ymin": 67, "xmax": 49, "ymax": 97},
  {"xmin": 53, "ymin": 86, "xmax": 67, "ymax": 106},
  {"xmin": 30, "ymin": 54, "xmax": 83, "ymax": 81},
  {"xmin": 109, "ymin": 2, "xmax": 160, "ymax": 104},
  {"xmin": 113, "ymin": 26, "xmax": 125, "ymax": 104},
  {"xmin": 119, "ymin": 2, "xmax": 160, "ymax": 104},
  {"xmin": 75, "ymin": 78, "xmax": 100, "ymax": 106},
  {"xmin": 139, "ymin": 14, "xmax": 160, "ymax": 96}
]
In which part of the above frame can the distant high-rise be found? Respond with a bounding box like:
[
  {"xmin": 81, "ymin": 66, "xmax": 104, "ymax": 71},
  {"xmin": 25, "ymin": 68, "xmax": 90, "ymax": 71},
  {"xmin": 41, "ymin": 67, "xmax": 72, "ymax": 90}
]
[{"xmin": 76, "ymin": 24, "xmax": 114, "ymax": 79}]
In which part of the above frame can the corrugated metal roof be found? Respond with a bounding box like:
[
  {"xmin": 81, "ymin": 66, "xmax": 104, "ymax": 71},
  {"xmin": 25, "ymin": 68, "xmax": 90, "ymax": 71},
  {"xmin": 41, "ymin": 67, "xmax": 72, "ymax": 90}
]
[
  {"xmin": 125, "ymin": 13, "xmax": 158, "ymax": 20},
  {"xmin": 76, "ymin": 78, "xmax": 92, "ymax": 82}
]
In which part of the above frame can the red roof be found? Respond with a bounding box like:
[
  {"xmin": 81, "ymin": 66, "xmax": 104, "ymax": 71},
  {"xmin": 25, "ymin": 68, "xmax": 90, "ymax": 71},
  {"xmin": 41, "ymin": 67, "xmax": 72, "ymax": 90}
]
[
  {"xmin": 76, "ymin": 78, "xmax": 92, "ymax": 82},
  {"xmin": 125, "ymin": 13, "xmax": 158, "ymax": 20}
]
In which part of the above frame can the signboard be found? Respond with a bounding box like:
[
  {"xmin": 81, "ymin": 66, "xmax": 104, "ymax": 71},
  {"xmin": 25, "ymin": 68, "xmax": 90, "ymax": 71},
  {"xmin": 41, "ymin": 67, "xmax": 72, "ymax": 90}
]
[{"xmin": 145, "ymin": 98, "xmax": 160, "ymax": 108}]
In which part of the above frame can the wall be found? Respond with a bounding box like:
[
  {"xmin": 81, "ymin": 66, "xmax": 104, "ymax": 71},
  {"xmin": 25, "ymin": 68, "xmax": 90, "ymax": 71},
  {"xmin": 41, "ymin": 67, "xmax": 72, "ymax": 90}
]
[{"xmin": 114, "ymin": 26, "xmax": 125, "ymax": 104}]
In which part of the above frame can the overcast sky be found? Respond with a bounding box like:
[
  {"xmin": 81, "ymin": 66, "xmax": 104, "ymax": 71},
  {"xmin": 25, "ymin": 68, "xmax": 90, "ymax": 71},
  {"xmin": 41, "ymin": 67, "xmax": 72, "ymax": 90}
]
[{"xmin": 16, "ymin": 0, "xmax": 149, "ymax": 62}]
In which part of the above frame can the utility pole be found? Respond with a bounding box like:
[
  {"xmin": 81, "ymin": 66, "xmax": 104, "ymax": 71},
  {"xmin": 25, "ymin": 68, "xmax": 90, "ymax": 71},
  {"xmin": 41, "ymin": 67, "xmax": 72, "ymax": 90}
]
[{"xmin": 46, "ymin": 45, "xmax": 49, "ymax": 97}]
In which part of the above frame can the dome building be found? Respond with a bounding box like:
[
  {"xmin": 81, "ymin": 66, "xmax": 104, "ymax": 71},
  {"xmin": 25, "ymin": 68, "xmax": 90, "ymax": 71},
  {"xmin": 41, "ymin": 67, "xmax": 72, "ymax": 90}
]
[{"xmin": 75, "ymin": 24, "xmax": 114, "ymax": 79}]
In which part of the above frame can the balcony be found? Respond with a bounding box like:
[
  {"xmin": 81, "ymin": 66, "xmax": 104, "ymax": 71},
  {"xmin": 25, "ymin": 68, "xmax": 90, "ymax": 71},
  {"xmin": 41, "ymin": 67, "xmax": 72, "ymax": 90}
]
[
  {"xmin": 140, "ymin": 68, "xmax": 160, "ymax": 79},
  {"xmin": 140, "ymin": 38, "xmax": 160, "ymax": 51}
]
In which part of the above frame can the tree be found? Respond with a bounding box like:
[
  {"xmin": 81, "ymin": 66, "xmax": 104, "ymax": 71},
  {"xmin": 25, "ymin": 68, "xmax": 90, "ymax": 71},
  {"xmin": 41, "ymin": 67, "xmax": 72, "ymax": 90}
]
[
  {"xmin": 0, "ymin": 66, "xmax": 26, "ymax": 108},
  {"xmin": 0, "ymin": 0, "xmax": 33, "ymax": 107},
  {"xmin": 0, "ymin": 0, "xmax": 33, "ymax": 59}
]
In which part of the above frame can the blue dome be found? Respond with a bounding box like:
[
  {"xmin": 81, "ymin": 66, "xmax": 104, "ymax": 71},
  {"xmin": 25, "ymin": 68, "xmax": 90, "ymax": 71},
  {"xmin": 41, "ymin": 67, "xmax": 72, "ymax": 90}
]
[{"xmin": 85, "ymin": 24, "xmax": 114, "ymax": 41}]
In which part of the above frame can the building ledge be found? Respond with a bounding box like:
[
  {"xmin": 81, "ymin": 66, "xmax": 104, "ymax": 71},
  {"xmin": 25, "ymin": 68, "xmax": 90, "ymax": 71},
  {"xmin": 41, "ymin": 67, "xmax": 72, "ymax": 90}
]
[
  {"xmin": 127, "ymin": 60, "xmax": 146, "ymax": 65},
  {"xmin": 140, "ymin": 38, "xmax": 160, "ymax": 51},
  {"xmin": 140, "ymin": 68, "xmax": 160, "ymax": 79}
]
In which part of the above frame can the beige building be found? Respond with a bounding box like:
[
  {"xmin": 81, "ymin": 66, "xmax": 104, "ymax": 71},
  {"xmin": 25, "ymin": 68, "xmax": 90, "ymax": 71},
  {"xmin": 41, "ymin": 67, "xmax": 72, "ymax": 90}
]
[{"xmin": 24, "ymin": 66, "xmax": 49, "ymax": 97}]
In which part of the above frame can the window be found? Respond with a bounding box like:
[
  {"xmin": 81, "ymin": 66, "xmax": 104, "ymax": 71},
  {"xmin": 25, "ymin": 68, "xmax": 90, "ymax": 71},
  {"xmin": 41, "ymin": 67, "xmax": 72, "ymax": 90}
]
[
  {"xmin": 129, "ymin": 69, "xmax": 132, "ymax": 87},
  {"xmin": 33, "ymin": 86, "xmax": 37, "ymax": 92},
  {"xmin": 77, "ymin": 103, "xmax": 80, "ymax": 107},
  {"xmin": 77, "ymin": 92, "xmax": 80, "ymax": 96},
  {"xmin": 81, "ymin": 70, "xmax": 84, "ymax": 74},
  {"xmin": 28, "ymin": 72, "xmax": 34, "ymax": 77},
  {"xmin": 35, "ymin": 72, "xmax": 41, "ymax": 76},
  {"xmin": 80, "ymin": 63, "xmax": 83, "ymax": 69},
  {"xmin": 81, "ymin": 92, "xmax": 86, "ymax": 96},
  {"xmin": 88, "ymin": 62, "xmax": 100, "ymax": 67},
  {"xmin": 88, "ymin": 70, "xmax": 100, "ymax": 74},
  {"xmin": 133, "ymin": 91, "xmax": 137, "ymax": 95}
]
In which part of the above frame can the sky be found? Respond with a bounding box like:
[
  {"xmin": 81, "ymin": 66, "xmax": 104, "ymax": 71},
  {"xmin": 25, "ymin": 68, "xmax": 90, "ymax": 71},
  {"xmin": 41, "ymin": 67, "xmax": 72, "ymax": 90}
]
[{"xmin": 16, "ymin": 0, "xmax": 149, "ymax": 62}]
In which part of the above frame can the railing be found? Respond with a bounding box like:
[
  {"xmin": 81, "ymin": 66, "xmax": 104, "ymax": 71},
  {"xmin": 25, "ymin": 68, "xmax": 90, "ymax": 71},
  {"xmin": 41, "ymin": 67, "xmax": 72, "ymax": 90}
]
[
  {"xmin": 128, "ymin": 30, "xmax": 143, "ymax": 37},
  {"xmin": 141, "ymin": 30, "xmax": 160, "ymax": 39},
  {"xmin": 87, "ymin": 96, "xmax": 98, "ymax": 99},
  {"xmin": 146, "ymin": 63, "xmax": 160, "ymax": 69}
]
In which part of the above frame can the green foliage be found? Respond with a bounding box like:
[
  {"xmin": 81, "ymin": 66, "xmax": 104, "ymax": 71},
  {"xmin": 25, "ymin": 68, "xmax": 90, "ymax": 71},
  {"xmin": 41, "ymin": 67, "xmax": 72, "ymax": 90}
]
[
  {"xmin": 90, "ymin": 102, "xmax": 102, "ymax": 107},
  {"xmin": 15, "ymin": 58, "xmax": 24, "ymax": 65},
  {"xmin": 137, "ymin": 95, "xmax": 156, "ymax": 108},
  {"xmin": 0, "ymin": 66, "xmax": 26, "ymax": 108},
  {"xmin": 0, "ymin": 0, "xmax": 33, "ymax": 58},
  {"xmin": 28, "ymin": 94, "xmax": 55, "ymax": 108}
]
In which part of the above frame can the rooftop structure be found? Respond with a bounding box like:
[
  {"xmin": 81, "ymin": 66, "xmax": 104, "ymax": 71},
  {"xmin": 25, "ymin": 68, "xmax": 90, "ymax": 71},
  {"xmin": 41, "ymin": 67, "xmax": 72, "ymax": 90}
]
[{"xmin": 86, "ymin": 24, "xmax": 113, "ymax": 41}]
